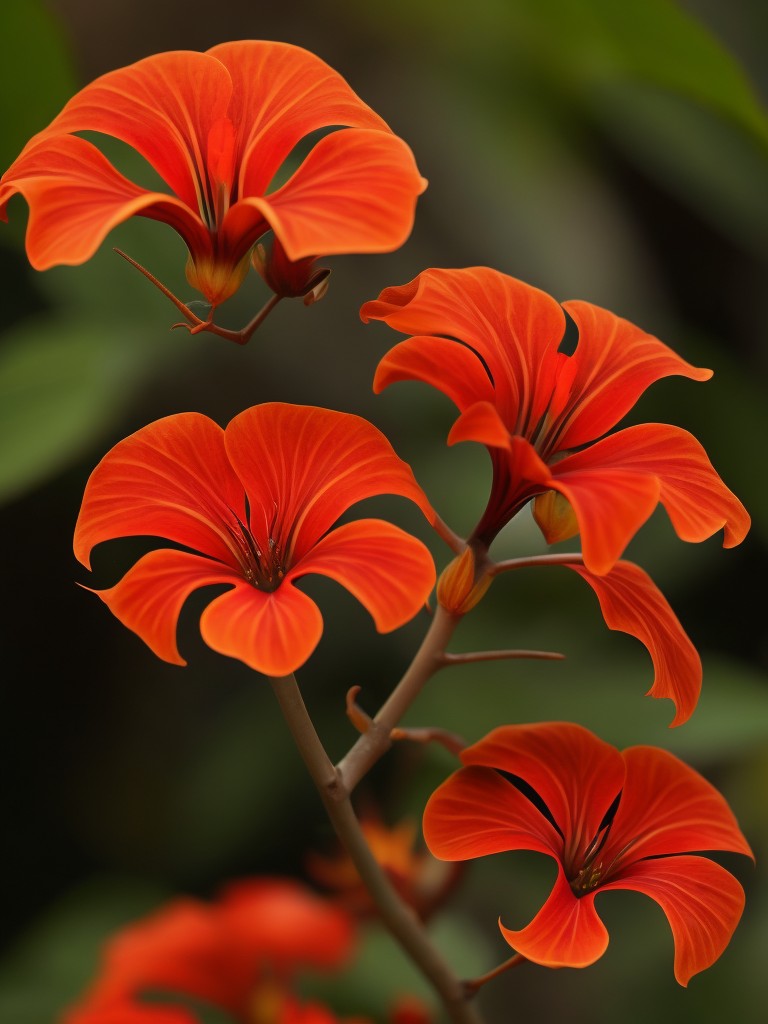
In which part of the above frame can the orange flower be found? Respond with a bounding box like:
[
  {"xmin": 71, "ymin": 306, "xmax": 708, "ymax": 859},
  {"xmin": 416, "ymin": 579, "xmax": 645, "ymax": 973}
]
[
  {"xmin": 424, "ymin": 722, "xmax": 753, "ymax": 986},
  {"xmin": 1, "ymin": 42, "xmax": 425, "ymax": 316},
  {"xmin": 74, "ymin": 403, "xmax": 436, "ymax": 677},
  {"xmin": 307, "ymin": 814, "xmax": 463, "ymax": 920},
  {"xmin": 61, "ymin": 878, "xmax": 360, "ymax": 1024},
  {"xmin": 363, "ymin": 267, "xmax": 751, "ymax": 724}
]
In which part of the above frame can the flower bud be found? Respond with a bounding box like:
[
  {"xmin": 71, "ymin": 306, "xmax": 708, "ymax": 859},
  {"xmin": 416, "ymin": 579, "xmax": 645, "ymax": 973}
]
[
  {"xmin": 252, "ymin": 237, "xmax": 330, "ymax": 303},
  {"xmin": 532, "ymin": 489, "xmax": 579, "ymax": 544},
  {"xmin": 436, "ymin": 547, "xmax": 492, "ymax": 616}
]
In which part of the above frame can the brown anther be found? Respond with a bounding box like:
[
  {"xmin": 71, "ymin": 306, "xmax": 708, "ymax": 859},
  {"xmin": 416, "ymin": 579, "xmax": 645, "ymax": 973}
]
[{"xmin": 345, "ymin": 686, "xmax": 373, "ymax": 734}]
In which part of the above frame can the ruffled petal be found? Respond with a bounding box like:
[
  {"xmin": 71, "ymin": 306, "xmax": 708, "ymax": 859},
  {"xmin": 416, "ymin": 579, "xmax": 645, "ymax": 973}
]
[
  {"xmin": 361, "ymin": 268, "xmax": 565, "ymax": 432},
  {"xmin": 94, "ymin": 549, "xmax": 241, "ymax": 665},
  {"xmin": 223, "ymin": 129, "xmax": 425, "ymax": 261},
  {"xmin": 600, "ymin": 856, "xmax": 745, "ymax": 986},
  {"xmin": 460, "ymin": 723, "xmax": 624, "ymax": 867},
  {"xmin": 290, "ymin": 519, "xmax": 435, "ymax": 632},
  {"xmin": 23, "ymin": 50, "xmax": 232, "ymax": 212},
  {"xmin": 0, "ymin": 133, "xmax": 208, "ymax": 269},
  {"xmin": 223, "ymin": 403, "xmax": 435, "ymax": 564},
  {"xmin": 423, "ymin": 765, "xmax": 562, "ymax": 861},
  {"xmin": 199, "ymin": 578, "xmax": 323, "ymax": 676},
  {"xmin": 548, "ymin": 465, "xmax": 661, "ymax": 576},
  {"xmin": 600, "ymin": 746, "xmax": 753, "ymax": 867},
  {"xmin": 499, "ymin": 864, "xmax": 608, "ymax": 969},
  {"xmin": 569, "ymin": 560, "xmax": 702, "ymax": 727},
  {"xmin": 217, "ymin": 877, "xmax": 356, "ymax": 973},
  {"xmin": 373, "ymin": 335, "xmax": 495, "ymax": 411},
  {"xmin": 206, "ymin": 41, "xmax": 391, "ymax": 200},
  {"xmin": 553, "ymin": 423, "xmax": 749, "ymax": 565},
  {"xmin": 557, "ymin": 301, "xmax": 712, "ymax": 450},
  {"xmin": 74, "ymin": 412, "xmax": 247, "ymax": 571}
]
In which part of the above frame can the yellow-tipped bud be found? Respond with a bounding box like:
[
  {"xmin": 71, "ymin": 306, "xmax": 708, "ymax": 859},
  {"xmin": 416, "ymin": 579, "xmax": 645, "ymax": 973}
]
[
  {"xmin": 436, "ymin": 547, "xmax": 492, "ymax": 616},
  {"xmin": 532, "ymin": 490, "xmax": 579, "ymax": 544}
]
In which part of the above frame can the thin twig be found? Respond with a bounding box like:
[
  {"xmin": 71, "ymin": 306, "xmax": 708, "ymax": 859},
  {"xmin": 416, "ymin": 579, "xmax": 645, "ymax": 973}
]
[
  {"xmin": 440, "ymin": 649, "xmax": 565, "ymax": 665},
  {"xmin": 464, "ymin": 954, "xmax": 527, "ymax": 997},
  {"xmin": 390, "ymin": 725, "xmax": 467, "ymax": 756},
  {"xmin": 335, "ymin": 606, "xmax": 460, "ymax": 795},
  {"xmin": 270, "ymin": 674, "xmax": 484, "ymax": 1024},
  {"xmin": 489, "ymin": 552, "xmax": 584, "ymax": 575}
]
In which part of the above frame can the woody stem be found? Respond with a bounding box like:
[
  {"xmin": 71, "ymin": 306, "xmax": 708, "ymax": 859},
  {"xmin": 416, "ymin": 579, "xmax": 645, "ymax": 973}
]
[
  {"xmin": 464, "ymin": 954, "xmax": 526, "ymax": 996},
  {"xmin": 270, "ymin": 673, "xmax": 484, "ymax": 1024},
  {"xmin": 335, "ymin": 606, "xmax": 460, "ymax": 794}
]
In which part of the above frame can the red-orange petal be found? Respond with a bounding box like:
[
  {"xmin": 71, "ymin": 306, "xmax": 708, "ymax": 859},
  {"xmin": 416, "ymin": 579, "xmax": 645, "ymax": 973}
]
[
  {"xmin": 290, "ymin": 519, "xmax": 435, "ymax": 632},
  {"xmin": 600, "ymin": 746, "xmax": 753, "ymax": 867},
  {"xmin": 460, "ymin": 723, "xmax": 625, "ymax": 866},
  {"xmin": 558, "ymin": 300, "xmax": 712, "ymax": 450},
  {"xmin": 225, "ymin": 129, "xmax": 425, "ymax": 262},
  {"xmin": 74, "ymin": 412, "xmax": 246, "ymax": 571},
  {"xmin": 446, "ymin": 401, "xmax": 513, "ymax": 449},
  {"xmin": 217, "ymin": 877, "xmax": 356, "ymax": 973},
  {"xmin": 600, "ymin": 856, "xmax": 745, "ymax": 986},
  {"xmin": 222, "ymin": 403, "xmax": 435, "ymax": 564},
  {"xmin": 63, "ymin": 999, "xmax": 199, "ymax": 1024},
  {"xmin": 423, "ymin": 764, "xmax": 563, "ymax": 862},
  {"xmin": 199, "ymin": 578, "xmax": 323, "ymax": 676},
  {"xmin": 206, "ymin": 40, "xmax": 391, "ymax": 200},
  {"xmin": 568, "ymin": 560, "xmax": 702, "ymax": 726},
  {"xmin": 19, "ymin": 49, "xmax": 232, "ymax": 212},
  {"xmin": 499, "ymin": 864, "xmax": 609, "ymax": 969},
  {"xmin": 552, "ymin": 423, "xmax": 749, "ymax": 572},
  {"xmin": 372, "ymin": 335, "xmax": 495, "ymax": 411},
  {"xmin": 0, "ymin": 133, "xmax": 208, "ymax": 270},
  {"xmin": 361, "ymin": 268, "xmax": 565, "ymax": 431},
  {"xmin": 93, "ymin": 549, "xmax": 241, "ymax": 665}
]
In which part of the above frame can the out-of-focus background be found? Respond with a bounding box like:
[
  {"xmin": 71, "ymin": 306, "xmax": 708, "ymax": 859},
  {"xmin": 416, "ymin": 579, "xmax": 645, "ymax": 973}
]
[{"xmin": 1, "ymin": 1, "xmax": 766, "ymax": 1022}]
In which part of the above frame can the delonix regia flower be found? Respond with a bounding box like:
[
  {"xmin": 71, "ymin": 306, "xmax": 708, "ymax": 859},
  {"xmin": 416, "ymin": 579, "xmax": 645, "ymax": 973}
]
[
  {"xmin": 0, "ymin": 41, "xmax": 426, "ymax": 318},
  {"xmin": 73, "ymin": 403, "xmax": 437, "ymax": 677},
  {"xmin": 423, "ymin": 722, "xmax": 753, "ymax": 986},
  {"xmin": 363, "ymin": 267, "xmax": 751, "ymax": 724}
]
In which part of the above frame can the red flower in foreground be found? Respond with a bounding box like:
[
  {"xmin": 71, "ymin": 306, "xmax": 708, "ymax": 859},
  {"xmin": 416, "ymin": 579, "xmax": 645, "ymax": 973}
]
[
  {"xmin": 1, "ymin": 41, "xmax": 425, "ymax": 319},
  {"xmin": 363, "ymin": 267, "xmax": 750, "ymax": 725},
  {"xmin": 62, "ymin": 877, "xmax": 358, "ymax": 1024},
  {"xmin": 424, "ymin": 722, "xmax": 752, "ymax": 985},
  {"xmin": 74, "ymin": 403, "xmax": 436, "ymax": 676},
  {"xmin": 307, "ymin": 813, "xmax": 463, "ymax": 920},
  {"xmin": 364, "ymin": 268, "xmax": 748, "ymax": 572}
]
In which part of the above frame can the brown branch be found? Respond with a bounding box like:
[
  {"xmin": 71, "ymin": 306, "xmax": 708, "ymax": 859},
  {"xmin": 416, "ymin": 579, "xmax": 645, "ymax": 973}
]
[
  {"xmin": 335, "ymin": 606, "xmax": 460, "ymax": 795},
  {"xmin": 489, "ymin": 552, "xmax": 584, "ymax": 575},
  {"xmin": 464, "ymin": 954, "xmax": 527, "ymax": 997},
  {"xmin": 440, "ymin": 649, "xmax": 565, "ymax": 665},
  {"xmin": 390, "ymin": 725, "xmax": 467, "ymax": 756},
  {"xmin": 114, "ymin": 248, "xmax": 282, "ymax": 344},
  {"xmin": 270, "ymin": 674, "xmax": 484, "ymax": 1024}
]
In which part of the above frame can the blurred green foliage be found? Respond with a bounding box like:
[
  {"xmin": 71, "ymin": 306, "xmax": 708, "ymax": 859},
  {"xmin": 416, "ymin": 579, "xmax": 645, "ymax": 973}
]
[{"xmin": 0, "ymin": 2, "xmax": 766, "ymax": 1024}]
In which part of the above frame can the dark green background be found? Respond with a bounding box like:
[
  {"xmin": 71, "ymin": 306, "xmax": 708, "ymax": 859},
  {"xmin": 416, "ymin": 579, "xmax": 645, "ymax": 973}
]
[{"xmin": 1, "ymin": 2, "xmax": 766, "ymax": 1022}]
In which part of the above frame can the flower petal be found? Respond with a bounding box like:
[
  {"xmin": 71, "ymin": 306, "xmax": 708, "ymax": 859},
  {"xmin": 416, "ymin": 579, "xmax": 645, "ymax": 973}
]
[
  {"xmin": 0, "ymin": 133, "xmax": 208, "ymax": 270},
  {"xmin": 361, "ymin": 268, "xmax": 565, "ymax": 433},
  {"xmin": 217, "ymin": 877, "xmax": 356, "ymax": 973},
  {"xmin": 557, "ymin": 301, "xmax": 712, "ymax": 450},
  {"xmin": 460, "ymin": 723, "xmax": 625, "ymax": 866},
  {"xmin": 290, "ymin": 519, "xmax": 435, "ymax": 632},
  {"xmin": 499, "ymin": 864, "xmax": 608, "ymax": 969},
  {"xmin": 200, "ymin": 578, "xmax": 323, "ymax": 676},
  {"xmin": 94, "ymin": 549, "xmax": 241, "ymax": 665},
  {"xmin": 568, "ymin": 560, "xmax": 702, "ymax": 726},
  {"xmin": 225, "ymin": 129, "xmax": 425, "ymax": 261},
  {"xmin": 74, "ymin": 413, "xmax": 247, "ymax": 571},
  {"xmin": 446, "ymin": 401, "xmax": 513, "ymax": 449},
  {"xmin": 23, "ymin": 50, "xmax": 232, "ymax": 212},
  {"xmin": 552, "ymin": 423, "xmax": 749, "ymax": 572},
  {"xmin": 223, "ymin": 403, "xmax": 435, "ymax": 564},
  {"xmin": 206, "ymin": 40, "xmax": 391, "ymax": 200},
  {"xmin": 600, "ymin": 856, "xmax": 745, "ymax": 986},
  {"xmin": 600, "ymin": 746, "xmax": 753, "ymax": 866},
  {"xmin": 422, "ymin": 765, "xmax": 562, "ymax": 861},
  {"xmin": 63, "ymin": 999, "xmax": 199, "ymax": 1024},
  {"xmin": 372, "ymin": 335, "xmax": 495, "ymax": 411}
]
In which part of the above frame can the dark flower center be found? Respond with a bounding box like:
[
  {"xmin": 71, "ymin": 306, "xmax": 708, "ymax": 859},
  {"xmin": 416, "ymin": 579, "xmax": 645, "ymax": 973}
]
[{"xmin": 226, "ymin": 510, "xmax": 288, "ymax": 593}]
